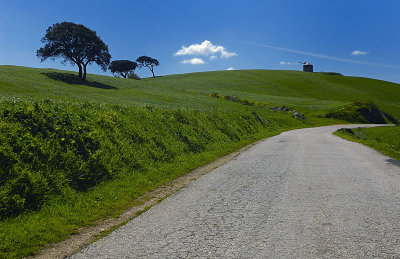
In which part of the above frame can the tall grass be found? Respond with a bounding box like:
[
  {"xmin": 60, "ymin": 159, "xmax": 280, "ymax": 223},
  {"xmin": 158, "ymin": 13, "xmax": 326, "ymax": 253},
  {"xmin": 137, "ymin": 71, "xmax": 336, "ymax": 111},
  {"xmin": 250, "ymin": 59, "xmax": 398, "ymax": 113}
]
[
  {"xmin": 0, "ymin": 99, "xmax": 280, "ymax": 219},
  {"xmin": 0, "ymin": 97, "xmax": 311, "ymax": 257}
]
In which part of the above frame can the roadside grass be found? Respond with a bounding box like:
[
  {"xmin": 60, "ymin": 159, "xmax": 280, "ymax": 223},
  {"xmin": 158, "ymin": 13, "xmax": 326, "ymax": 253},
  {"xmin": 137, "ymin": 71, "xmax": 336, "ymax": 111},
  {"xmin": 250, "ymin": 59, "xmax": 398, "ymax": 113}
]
[
  {"xmin": 335, "ymin": 126, "xmax": 400, "ymax": 160},
  {"xmin": 0, "ymin": 65, "xmax": 399, "ymax": 257},
  {"xmin": 0, "ymin": 98, "xmax": 321, "ymax": 258}
]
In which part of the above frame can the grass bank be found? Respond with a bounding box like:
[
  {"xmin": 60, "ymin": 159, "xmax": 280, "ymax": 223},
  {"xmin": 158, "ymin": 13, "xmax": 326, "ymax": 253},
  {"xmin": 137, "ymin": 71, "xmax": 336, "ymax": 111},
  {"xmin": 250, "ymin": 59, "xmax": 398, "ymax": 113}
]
[
  {"xmin": 335, "ymin": 126, "xmax": 400, "ymax": 160},
  {"xmin": 0, "ymin": 98, "xmax": 323, "ymax": 258}
]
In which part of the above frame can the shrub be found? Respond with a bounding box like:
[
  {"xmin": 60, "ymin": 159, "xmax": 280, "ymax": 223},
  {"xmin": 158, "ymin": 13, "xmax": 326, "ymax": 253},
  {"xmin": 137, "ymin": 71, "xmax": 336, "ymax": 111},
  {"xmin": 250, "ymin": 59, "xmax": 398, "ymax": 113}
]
[
  {"xmin": 325, "ymin": 102, "xmax": 397, "ymax": 124},
  {"xmin": 128, "ymin": 72, "xmax": 141, "ymax": 80},
  {"xmin": 224, "ymin": 96, "xmax": 239, "ymax": 102}
]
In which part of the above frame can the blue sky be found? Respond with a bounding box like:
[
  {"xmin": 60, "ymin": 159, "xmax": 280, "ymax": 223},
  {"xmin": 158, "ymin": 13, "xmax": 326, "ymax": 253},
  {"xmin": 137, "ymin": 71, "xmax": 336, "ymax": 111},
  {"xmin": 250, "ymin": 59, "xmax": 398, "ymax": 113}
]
[{"xmin": 1, "ymin": 0, "xmax": 399, "ymax": 83}]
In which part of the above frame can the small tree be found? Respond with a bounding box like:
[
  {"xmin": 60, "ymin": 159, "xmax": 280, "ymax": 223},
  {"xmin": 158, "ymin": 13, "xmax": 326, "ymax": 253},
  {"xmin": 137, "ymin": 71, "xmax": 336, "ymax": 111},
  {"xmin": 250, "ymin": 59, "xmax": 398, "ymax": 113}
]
[
  {"xmin": 136, "ymin": 56, "xmax": 159, "ymax": 78},
  {"xmin": 37, "ymin": 22, "xmax": 111, "ymax": 79},
  {"xmin": 109, "ymin": 60, "xmax": 137, "ymax": 78}
]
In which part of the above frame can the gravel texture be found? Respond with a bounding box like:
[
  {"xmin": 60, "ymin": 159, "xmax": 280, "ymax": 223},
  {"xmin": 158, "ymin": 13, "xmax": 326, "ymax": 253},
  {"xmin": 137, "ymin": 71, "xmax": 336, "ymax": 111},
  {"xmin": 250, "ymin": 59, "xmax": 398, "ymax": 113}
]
[{"xmin": 73, "ymin": 124, "xmax": 400, "ymax": 258}]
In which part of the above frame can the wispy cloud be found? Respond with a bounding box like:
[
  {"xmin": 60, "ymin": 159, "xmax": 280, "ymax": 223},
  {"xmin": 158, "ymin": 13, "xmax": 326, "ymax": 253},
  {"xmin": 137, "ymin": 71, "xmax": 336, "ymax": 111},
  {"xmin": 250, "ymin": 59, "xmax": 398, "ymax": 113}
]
[
  {"xmin": 175, "ymin": 40, "xmax": 237, "ymax": 59},
  {"xmin": 181, "ymin": 58, "xmax": 205, "ymax": 64},
  {"xmin": 226, "ymin": 67, "xmax": 234, "ymax": 70},
  {"xmin": 279, "ymin": 61, "xmax": 296, "ymax": 65},
  {"xmin": 246, "ymin": 42, "xmax": 397, "ymax": 68},
  {"xmin": 351, "ymin": 50, "xmax": 368, "ymax": 56}
]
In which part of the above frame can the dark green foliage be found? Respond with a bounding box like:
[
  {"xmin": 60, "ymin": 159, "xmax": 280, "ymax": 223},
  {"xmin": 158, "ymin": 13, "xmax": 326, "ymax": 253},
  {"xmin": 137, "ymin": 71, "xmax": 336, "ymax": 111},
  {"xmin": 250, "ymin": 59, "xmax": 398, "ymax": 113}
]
[
  {"xmin": 109, "ymin": 60, "xmax": 138, "ymax": 78},
  {"xmin": 136, "ymin": 56, "xmax": 159, "ymax": 78},
  {"xmin": 37, "ymin": 22, "xmax": 111, "ymax": 79},
  {"xmin": 128, "ymin": 72, "xmax": 141, "ymax": 80},
  {"xmin": 224, "ymin": 95, "xmax": 239, "ymax": 102},
  {"xmin": 220, "ymin": 95, "xmax": 255, "ymax": 106},
  {"xmin": 0, "ymin": 99, "xmax": 269, "ymax": 219},
  {"xmin": 317, "ymin": 72, "xmax": 343, "ymax": 76},
  {"xmin": 325, "ymin": 102, "xmax": 397, "ymax": 124}
]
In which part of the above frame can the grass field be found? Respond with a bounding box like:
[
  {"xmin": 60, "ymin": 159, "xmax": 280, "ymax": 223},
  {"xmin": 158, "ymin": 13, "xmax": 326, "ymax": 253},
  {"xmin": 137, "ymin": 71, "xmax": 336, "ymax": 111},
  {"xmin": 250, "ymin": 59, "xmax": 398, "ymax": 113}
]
[
  {"xmin": 1, "ymin": 66, "xmax": 400, "ymax": 117},
  {"xmin": 335, "ymin": 126, "xmax": 400, "ymax": 161},
  {"xmin": 0, "ymin": 65, "xmax": 399, "ymax": 258}
]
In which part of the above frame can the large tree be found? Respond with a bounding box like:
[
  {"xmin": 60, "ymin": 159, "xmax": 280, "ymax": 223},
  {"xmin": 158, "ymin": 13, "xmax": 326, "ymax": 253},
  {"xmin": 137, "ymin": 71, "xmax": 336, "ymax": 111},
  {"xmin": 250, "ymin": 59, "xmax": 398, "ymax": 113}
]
[
  {"xmin": 37, "ymin": 22, "xmax": 111, "ymax": 79},
  {"xmin": 136, "ymin": 56, "xmax": 159, "ymax": 78},
  {"xmin": 109, "ymin": 60, "xmax": 137, "ymax": 78}
]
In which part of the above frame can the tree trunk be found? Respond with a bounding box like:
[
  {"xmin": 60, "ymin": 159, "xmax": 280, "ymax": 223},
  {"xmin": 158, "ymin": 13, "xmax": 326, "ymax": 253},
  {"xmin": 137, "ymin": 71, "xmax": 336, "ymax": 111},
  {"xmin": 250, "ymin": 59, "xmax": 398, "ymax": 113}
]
[
  {"xmin": 83, "ymin": 64, "xmax": 87, "ymax": 80},
  {"xmin": 150, "ymin": 67, "xmax": 155, "ymax": 78},
  {"xmin": 78, "ymin": 64, "xmax": 83, "ymax": 78}
]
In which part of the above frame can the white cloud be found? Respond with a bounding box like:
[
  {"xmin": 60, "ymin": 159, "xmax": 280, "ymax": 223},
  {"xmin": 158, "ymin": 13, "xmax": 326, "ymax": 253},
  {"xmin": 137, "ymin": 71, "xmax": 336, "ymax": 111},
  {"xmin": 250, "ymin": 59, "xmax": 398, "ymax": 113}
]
[
  {"xmin": 279, "ymin": 61, "xmax": 296, "ymax": 65},
  {"xmin": 351, "ymin": 50, "xmax": 368, "ymax": 56},
  {"xmin": 209, "ymin": 55, "xmax": 217, "ymax": 60},
  {"xmin": 175, "ymin": 40, "xmax": 237, "ymax": 59},
  {"xmin": 181, "ymin": 58, "xmax": 205, "ymax": 65},
  {"xmin": 226, "ymin": 67, "xmax": 234, "ymax": 70}
]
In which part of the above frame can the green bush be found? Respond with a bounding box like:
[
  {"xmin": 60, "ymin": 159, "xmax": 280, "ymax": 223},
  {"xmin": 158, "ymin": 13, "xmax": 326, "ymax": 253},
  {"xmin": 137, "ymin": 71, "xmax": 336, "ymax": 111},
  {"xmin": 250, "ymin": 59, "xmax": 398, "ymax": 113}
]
[
  {"xmin": 325, "ymin": 102, "xmax": 397, "ymax": 124},
  {"xmin": 128, "ymin": 72, "xmax": 141, "ymax": 80}
]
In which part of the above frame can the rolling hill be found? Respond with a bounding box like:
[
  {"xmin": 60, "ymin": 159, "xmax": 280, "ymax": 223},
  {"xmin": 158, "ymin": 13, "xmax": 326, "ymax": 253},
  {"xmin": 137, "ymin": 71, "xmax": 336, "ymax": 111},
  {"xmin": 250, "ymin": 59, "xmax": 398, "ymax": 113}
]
[{"xmin": 1, "ymin": 65, "xmax": 399, "ymax": 117}]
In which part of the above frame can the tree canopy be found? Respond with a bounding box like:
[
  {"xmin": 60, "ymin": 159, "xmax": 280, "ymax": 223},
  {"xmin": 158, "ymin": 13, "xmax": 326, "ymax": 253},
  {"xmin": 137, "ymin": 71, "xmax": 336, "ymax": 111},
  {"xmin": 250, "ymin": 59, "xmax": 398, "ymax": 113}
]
[
  {"xmin": 37, "ymin": 22, "xmax": 111, "ymax": 79},
  {"xmin": 136, "ymin": 56, "xmax": 159, "ymax": 78},
  {"xmin": 109, "ymin": 60, "xmax": 137, "ymax": 78}
]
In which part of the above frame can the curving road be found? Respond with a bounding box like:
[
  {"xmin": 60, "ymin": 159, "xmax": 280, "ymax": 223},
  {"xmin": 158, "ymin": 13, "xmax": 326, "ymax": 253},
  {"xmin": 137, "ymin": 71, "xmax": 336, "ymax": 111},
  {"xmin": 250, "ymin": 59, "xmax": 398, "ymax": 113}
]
[{"xmin": 73, "ymin": 124, "xmax": 400, "ymax": 258}]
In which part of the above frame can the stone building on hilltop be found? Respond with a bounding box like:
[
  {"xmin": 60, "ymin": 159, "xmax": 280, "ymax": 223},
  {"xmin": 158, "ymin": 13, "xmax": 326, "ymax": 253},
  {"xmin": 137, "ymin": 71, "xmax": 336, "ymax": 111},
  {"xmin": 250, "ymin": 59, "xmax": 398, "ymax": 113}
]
[{"xmin": 303, "ymin": 62, "xmax": 313, "ymax": 72}]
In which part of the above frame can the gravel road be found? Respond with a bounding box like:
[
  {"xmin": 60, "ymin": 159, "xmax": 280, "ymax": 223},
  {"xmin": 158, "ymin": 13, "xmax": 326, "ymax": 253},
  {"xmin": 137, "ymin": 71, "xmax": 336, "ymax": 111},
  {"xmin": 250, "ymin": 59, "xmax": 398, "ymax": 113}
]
[{"xmin": 73, "ymin": 124, "xmax": 400, "ymax": 258}]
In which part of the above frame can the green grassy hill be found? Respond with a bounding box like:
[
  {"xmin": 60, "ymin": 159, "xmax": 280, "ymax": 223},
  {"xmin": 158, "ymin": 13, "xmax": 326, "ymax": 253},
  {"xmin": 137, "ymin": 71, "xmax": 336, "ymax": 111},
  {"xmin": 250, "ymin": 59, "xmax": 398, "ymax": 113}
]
[
  {"xmin": 1, "ymin": 65, "xmax": 399, "ymax": 117},
  {"xmin": 0, "ymin": 65, "xmax": 399, "ymax": 258}
]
